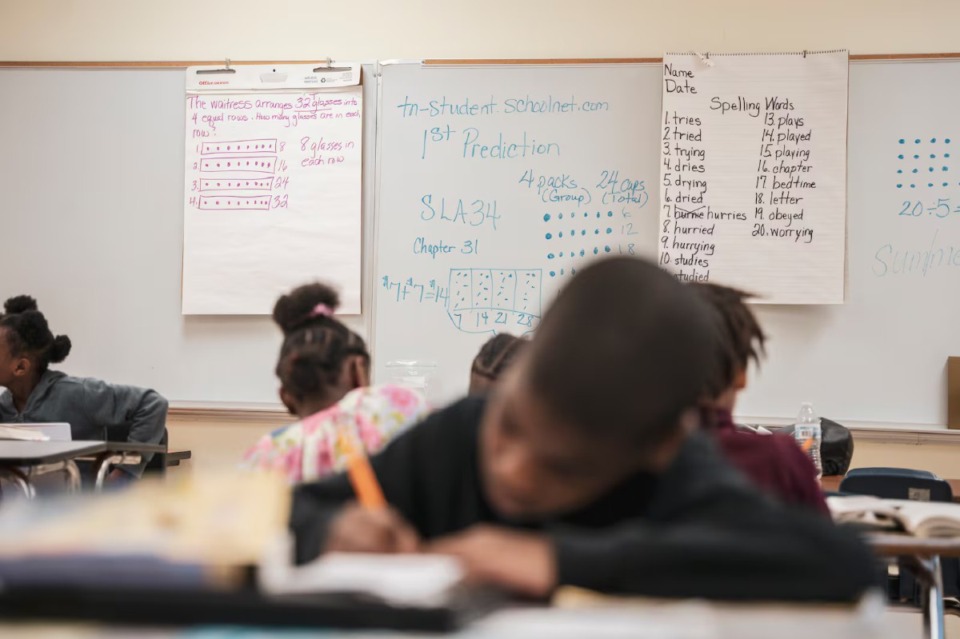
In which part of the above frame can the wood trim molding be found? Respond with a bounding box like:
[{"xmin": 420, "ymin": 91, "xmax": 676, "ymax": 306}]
[
  {"xmin": 4, "ymin": 53, "xmax": 960, "ymax": 69},
  {"xmin": 763, "ymin": 424, "xmax": 960, "ymax": 446},
  {"xmin": 168, "ymin": 404, "xmax": 288, "ymax": 425},
  {"xmin": 0, "ymin": 60, "xmax": 331, "ymax": 68},
  {"xmin": 168, "ymin": 404, "xmax": 960, "ymax": 446}
]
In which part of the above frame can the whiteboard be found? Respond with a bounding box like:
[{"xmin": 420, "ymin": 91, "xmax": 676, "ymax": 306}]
[
  {"xmin": 374, "ymin": 60, "xmax": 960, "ymax": 427},
  {"xmin": 373, "ymin": 63, "xmax": 660, "ymax": 404},
  {"xmin": 2, "ymin": 61, "xmax": 959, "ymax": 425},
  {"xmin": 0, "ymin": 67, "xmax": 379, "ymax": 405}
]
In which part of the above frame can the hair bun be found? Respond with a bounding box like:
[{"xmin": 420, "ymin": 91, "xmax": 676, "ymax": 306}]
[
  {"xmin": 48, "ymin": 335, "xmax": 72, "ymax": 364},
  {"xmin": 272, "ymin": 282, "xmax": 342, "ymax": 335},
  {"xmin": 4, "ymin": 295, "xmax": 38, "ymax": 315}
]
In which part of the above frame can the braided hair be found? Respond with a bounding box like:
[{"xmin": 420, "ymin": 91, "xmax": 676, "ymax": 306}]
[
  {"xmin": 471, "ymin": 334, "xmax": 528, "ymax": 383},
  {"xmin": 272, "ymin": 283, "xmax": 369, "ymax": 402},
  {"xmin": 0, "ymin": 296, "xmax": 72, "ymax": 372}
]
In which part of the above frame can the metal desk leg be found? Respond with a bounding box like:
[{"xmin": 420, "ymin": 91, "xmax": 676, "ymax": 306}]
[
  {"xmin": 915, "ymin": 555, "xmax": 945, "ymax": 639},
  {"xmin": 95, "ymin": 454, "xmax": 122, "ymax": 491},
  {"xmin": 92, "ymin": 453, "xmax": 140, "ymax": 491},
  {"xmin": 0, "ymin": 467, "xmax": 35, "ymax": 499},
  {"xmin": 62, "ymin": 460, "xmax": 81, "ymax": 493}
]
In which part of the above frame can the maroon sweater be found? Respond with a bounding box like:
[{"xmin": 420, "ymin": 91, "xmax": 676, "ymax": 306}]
[{"xmin": 707, "ymin": 410, "xmax": 829, "ymax": 515}]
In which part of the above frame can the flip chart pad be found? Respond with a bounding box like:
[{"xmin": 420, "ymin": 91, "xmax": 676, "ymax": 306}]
[{"xmin": 182, "ymin": 64, "xmax": 363, "ymax": 315}]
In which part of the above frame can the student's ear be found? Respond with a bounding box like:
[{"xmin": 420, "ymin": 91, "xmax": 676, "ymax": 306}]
[
  {"xmin": 12, "ymin": 357, "xmax": 31, "ymax": 378},
  {"xmin": 349, "ymin": 356, "xmax": 370, "ymax": 389},
  {"xmin": 734, "ymin": 368, "xmax": 748, "ymax": 390},
  {"xmin": 279, "ymin": 387, "xmax": 298, "ymax": 416}
]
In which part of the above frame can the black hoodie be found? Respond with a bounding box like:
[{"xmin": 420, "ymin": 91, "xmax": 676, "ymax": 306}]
[{"xmin": 291, "ymin": 397, "xmax": 879, "ymax": 602}]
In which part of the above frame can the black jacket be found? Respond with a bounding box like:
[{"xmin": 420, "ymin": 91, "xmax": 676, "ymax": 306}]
[{"xmin": 291, "ymin": 397, "xmax": 879, "ymax": 602}]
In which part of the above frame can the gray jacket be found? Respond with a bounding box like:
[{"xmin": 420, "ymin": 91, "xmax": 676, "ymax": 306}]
[{"xmin": 0, "ymin": 370, "xmax": 168, "ymax": 476}]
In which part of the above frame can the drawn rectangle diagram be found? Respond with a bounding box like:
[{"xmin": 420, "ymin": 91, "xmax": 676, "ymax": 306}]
[
  {"xmin": 201, "ymin": 139, "xmax": 278, "ymax": 155},
  {"xmin": 470, "ymin": 270, "xmax": 493, "ymax": 309},
  {"xmin": 515, "ymin": 270, "xmax": 542, "ymax": 316},
  {"xmin": 490, "ymin": 270, "xmax": 516, "ymax": 311},
  {"xmin": 447, "ymin": 268, "xmax": 542, "ymax": 314},
  {"xmin": 200, "ymin": 178, "xmax": 273, "ymax": 192},
  {"xmin": 448, "ymin": 269, "xmax": 472, "ymax": 312},
  {"xmin": 198, "ymin": 195, "xmax": 272, "ymax": 211},
  {"xmin": 200, "ymin": 157, "xmax": 276, "ymax": 174}
]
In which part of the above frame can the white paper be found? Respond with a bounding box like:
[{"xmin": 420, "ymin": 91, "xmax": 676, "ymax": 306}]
[
  {"xmin": 182, "ymin": 64, "xmax": 363, "ymax": 315},
  {"xmin": 658, "ymin": 51, "xmax": 849, "ymax": 304},
  {"xmin": 259, "ymin": 545, "xmax": 464, "ymax": 607}
]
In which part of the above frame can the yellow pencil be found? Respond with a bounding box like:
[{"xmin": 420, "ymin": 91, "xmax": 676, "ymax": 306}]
[{"xmin": 338, "ymin": 431, "xmax": 386, "ymax": 509}]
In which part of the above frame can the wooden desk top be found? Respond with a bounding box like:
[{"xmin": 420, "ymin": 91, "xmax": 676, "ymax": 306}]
[
  {"xmin": 867, "ymin": 533, "xmax": 960, "ymax": 558},
  {"xmin": 0, "ymin": 440, "xmax": 106, "ymax": 465},
  {"xmin": 99, "ymin": 441, "xmax": 167, "ymax": 454},
  {"xmin": 822, "ymin": 475, "xmax": 960, "ymax": 503}
]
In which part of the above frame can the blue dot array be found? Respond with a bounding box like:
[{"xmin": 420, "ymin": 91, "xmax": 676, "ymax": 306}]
[
  {"xmin": 543, "ymin": 211, "xmax": 623, "ymax": 276},
  {"xmin": 896, "ymin": 136, "xmax": 954, "ymax": 188}
]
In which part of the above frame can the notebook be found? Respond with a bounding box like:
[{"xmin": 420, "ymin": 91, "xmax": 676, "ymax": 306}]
[
  {"xmin": 23, "ymin": 422, "xmax": 72, "ymax": 441},
  {"xmin": 828, "ymin": 495, "xmax": 960, "ymax": 537},
  {"xmin": 0, "ymin": 424, "xmax": 51, "ymax": 442}
]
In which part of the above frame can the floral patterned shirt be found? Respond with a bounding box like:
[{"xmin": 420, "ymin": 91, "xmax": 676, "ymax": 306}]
[{"xmin": 241, "ymin": 384, "xmax": 429, "ymax": 483}]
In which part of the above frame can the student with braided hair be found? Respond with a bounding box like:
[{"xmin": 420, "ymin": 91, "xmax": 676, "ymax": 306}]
[
  {"xmin": 243, "ymin": 283, "xmax": 429, "ymax": 483},
  {"xmin": 0, "ymin": 296, "xmax": 167, "ymax": 480},
  {"xmin": 691, "ymin": 282, "xmax": 828, "ymax": 514},
  {"xmin": 469, "ymin": 334, "xmax": 529, "ymax": 395}
]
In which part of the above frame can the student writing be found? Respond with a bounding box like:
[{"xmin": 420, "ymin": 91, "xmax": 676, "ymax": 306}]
[
  {"xmin": 290, "ymin": 258, "xmax": 878, "ymax": 602},
  {"xmin": 0, "ymin": 296, "xmax": 167, "ymax": 479},
  {"xmin": 692, "ymin": 282, "xmax": 828, "ymax": 513},
  {"xmin": 243, "ymin": 283, "xmax": 428, "ymax": 483}
]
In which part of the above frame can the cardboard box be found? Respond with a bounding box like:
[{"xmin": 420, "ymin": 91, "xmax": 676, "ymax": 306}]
[{"xmin": 949, "ymin": 357, "xmax": 960, "ymax": 429}]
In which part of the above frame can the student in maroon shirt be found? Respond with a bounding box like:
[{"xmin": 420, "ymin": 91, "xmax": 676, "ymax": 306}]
[{"xmin": 692, "ymin": 283, "xmax": 829, "ymax": 514}]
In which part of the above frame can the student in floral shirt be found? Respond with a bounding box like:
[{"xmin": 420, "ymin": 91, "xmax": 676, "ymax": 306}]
[{"xmin": 243, "ymin": 283, "xmax": 428, "ymax": 483}]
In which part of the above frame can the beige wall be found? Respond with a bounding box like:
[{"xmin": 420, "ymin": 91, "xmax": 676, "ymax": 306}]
[
  {"xmin": 167, "ymin": 411, "xmax": 960, "ymax": 478},
  {"xmin": 1, "ymin": 0, "xmax": 958, "ymax": 62}
]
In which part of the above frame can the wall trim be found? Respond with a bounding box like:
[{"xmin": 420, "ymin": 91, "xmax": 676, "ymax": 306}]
[
  {"xmin": 169, "ymin": 403, "xmax": 288, "ymax": 425},
  {"xmin": 169, "ymin": 405, "xmax": 960, "ymax": 447}
]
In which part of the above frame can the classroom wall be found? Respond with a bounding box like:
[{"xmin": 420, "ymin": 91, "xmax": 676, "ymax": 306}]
[
  {"xmin": 6, "ymin": 0, "xmax": 959, "ymax": 470},
  {"xmin": 2, "ymin": 0, "xmax": 959, "ymax": 62}
]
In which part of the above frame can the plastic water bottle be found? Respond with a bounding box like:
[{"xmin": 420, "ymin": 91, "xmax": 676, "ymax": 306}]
[{"xmin": 794, "ymin": 402, "xmax": 823, "ymax": 479}]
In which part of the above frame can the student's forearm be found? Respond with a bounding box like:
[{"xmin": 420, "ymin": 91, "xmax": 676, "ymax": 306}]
[
  {"xmin": 120, "ymin": 391, "xmax": 168, "ymax": 476},
  {"xmin": 550, "ymin": 520, "xmax": 879, "ymax": 602}
]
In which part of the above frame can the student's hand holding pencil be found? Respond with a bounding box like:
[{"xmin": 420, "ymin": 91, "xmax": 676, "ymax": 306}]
[
  {"xmin": 325, "ymin": 503, "xmax": 420, "ymax": 554},
  {"xmin": 323, "ymin": 429, "xmax": 420, "ymax": 553}
]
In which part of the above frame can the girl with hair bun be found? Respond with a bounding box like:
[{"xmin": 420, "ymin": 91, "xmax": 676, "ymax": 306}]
[
  {"xmin": 0, "ymin": 296, "xmax": 168, "ymax": 480},
  {"xmin": 243, "ymin": 282, "xmax": 429, "ymax": 483}
]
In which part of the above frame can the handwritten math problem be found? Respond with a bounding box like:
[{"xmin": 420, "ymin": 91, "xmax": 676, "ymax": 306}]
[
  {"xmin": 182, "ymin": 65, "xmax": 363, "ymax": 315},
  {"xmin": 658, "ymin": 52, "xmax": 849, "ymax": 304},
  {"xmin": 374, "ymin": 64, "xmax": 657, "ymax": 400}
]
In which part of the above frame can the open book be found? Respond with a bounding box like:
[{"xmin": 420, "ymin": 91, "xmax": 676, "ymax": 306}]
[
  {"xmin": 828, "ymin": 495, "xmax": 960, "ymax": 537},
  {"xmin": 0, "ymin": 424, "xmax": 49, "ymax": 441}
]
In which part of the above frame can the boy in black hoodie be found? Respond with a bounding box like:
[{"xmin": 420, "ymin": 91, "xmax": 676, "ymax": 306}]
[{"xmin": 291, "ymin": 257, "xmax": 878, "ymax": 601}]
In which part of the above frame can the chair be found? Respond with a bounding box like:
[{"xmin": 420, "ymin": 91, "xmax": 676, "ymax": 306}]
[{"xmin": 839, "ymin": 467, "xmax": 959, "ymax": 603}]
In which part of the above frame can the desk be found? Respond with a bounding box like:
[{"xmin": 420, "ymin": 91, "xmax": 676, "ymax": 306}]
[
  {"xmin": 867, "ymin": 533, "xmax": 960, "ymax": 639},
  {"xmin": 165, "ymin": 449, "xmax": 192, "ymax": 467},
  {"xmin": 0, "ymin": 441, "xmax": 106, "ymax": 497},
  {"xmin": 77, "ymin": 442, "xmax": 168, "ymax": 490},
  {"xmin": 821, "ymin": 476, "xmax": 960, "ymax": 503}
]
